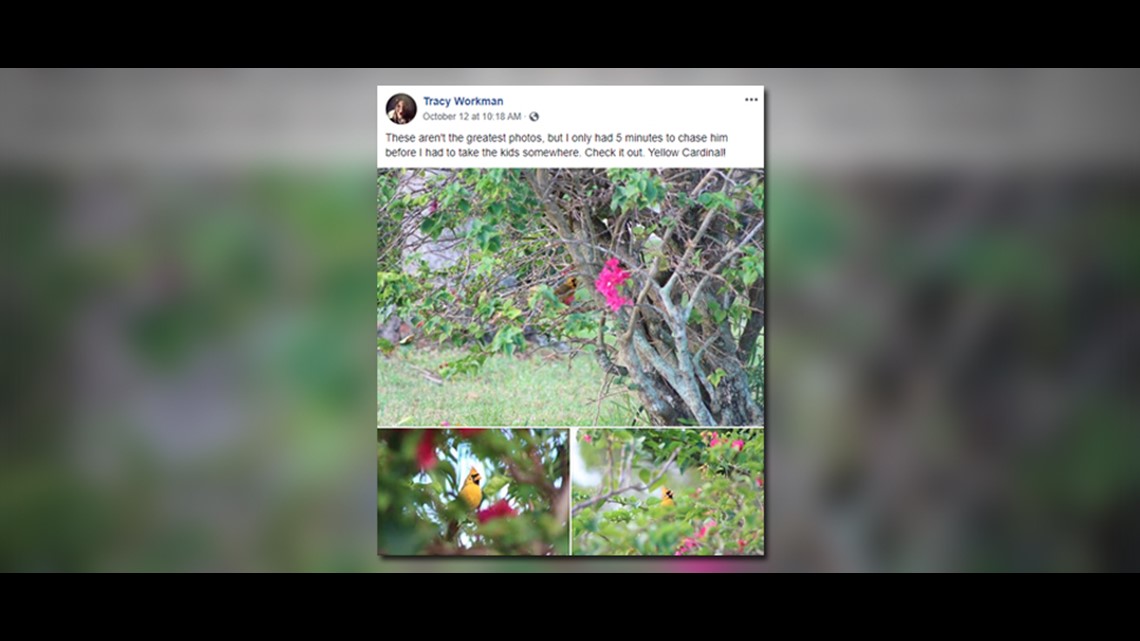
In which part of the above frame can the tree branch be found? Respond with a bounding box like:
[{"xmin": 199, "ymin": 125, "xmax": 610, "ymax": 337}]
[
  {"xmin": 736, "ymin": 277, "xmax": 765, "ymax": 362},
  {"xmin": 631, "ymin": 324, "xmax": 715, "ymax": 425},
  {"xmin": 637, "ymin": 283, "xmax": 717, "ymax": 426},
  {"xmin": 621, "ymin": 344, "xmax": 677, "ymax": 424},
  {"xmin": 619, "ymin": 177, "xmax": 698, "ymax": 348},
  {"xmin": 550, "ymin": 435, "xmax": 571, "ymax": 529},
  {"xmin": 604, "ymin": 439, "xmax": 615, "ymax": 495},
  {"xmin": 623, "ymin": 444, "xmax": 635, "ymax": 489},
  {"xmin": 689, "ymin": 168, "xmax": 718, "ymax": 198},
  {"xmin": 685, "ymin": 215, "xmax": 764, "ymax": 318},
  {"xmin": 662, "ymin": 200, "xmax": 721, "ymax": 299},
  {"xmin": 571, "ymin": 447, "xmax": 680, "ymax": 516},
  {"xmin": 503, "ymin": 440, "xmax": 555, "ymax": 497}
]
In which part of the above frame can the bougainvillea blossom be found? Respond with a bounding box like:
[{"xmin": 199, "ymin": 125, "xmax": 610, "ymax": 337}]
[{"xmin": 595, "ymin": 258, "xmax": 633, "ymax": 312}]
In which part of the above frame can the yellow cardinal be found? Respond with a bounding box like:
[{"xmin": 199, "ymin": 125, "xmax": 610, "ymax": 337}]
[
  {"xmin": 553, "ymin": 276, "xmax": 578, "ymax": 305},
  {"xmin": 661, "ymin": 486, "xmax": 675, "ymax": 507},
  {"xmin": 459, "ymin": 467, "xmax": 483, "ymax": 510},
  {"xmin": 445, "ymin": 466, "xmax": 484, "ymax": 542}
]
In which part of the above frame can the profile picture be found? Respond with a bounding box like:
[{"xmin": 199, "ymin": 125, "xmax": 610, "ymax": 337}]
[{"xmin": 386, "ymin": 93, "xmax": 417, "ymax": 125}]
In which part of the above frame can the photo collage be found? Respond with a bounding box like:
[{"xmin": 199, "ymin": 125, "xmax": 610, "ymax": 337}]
[{"xmin": 377, "ymin": 87, "xmax": 764, "ymax": 556}]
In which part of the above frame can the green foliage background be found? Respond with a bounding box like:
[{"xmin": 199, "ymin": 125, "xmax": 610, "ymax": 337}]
[
  {"xmin": 378, "ymin": 428, "xmax": 569, "ymax": 556},
  {"xmin": 377, "ymin": 168, "xmax": 575, "ymax": 377},
  {"xmin": 573, "ymin": 429, "xmax": 764, "ymax": 556},
  {"xmin": 377, "ymin": 167, "xmax": 764, "ymax": 426}
]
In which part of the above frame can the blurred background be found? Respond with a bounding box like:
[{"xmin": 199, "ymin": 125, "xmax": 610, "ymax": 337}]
[{"xmin": 2, "ymin": 68, "xmax": 1138, "ymax": 571}]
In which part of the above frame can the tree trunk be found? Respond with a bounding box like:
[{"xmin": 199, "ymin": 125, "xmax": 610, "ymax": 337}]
[
  {"xmin": 615, "ymin": 307, "xmax": 763, "ymax": 427},
  {"xmin": 530, "ymin": 167, "xmax": 765, "ymax": 427}
]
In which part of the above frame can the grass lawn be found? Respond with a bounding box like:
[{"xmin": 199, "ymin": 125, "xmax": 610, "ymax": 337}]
[{"xmin": 378, "ymin": 346, "xmax": 640, "ymax": 426}]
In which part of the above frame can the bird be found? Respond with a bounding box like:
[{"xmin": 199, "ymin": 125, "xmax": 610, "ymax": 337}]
[
  {"xmin": 553, "ymin": 276, "xmax": 578, "ymax": 305},
  {"xmin": 661, "ymin": 486, "xmax": 675, "ymax": 507},
  {"xmin": 459, "ymin": 466, "xmax": 483, "ymax": 510},
  {"xmin": 445, "ymin": 466, "xmax": 485, "ymax": 542}
]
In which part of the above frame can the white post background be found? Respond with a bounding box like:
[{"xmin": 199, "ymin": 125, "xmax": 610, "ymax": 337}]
[{"xmin": 378, "ymin": 86, "xmax": 764, "ymax": 169}]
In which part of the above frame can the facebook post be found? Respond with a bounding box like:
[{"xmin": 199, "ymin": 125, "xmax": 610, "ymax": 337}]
[{"xmin": 377, "ymin": 86, "xmax": 764, "ymax": 557}]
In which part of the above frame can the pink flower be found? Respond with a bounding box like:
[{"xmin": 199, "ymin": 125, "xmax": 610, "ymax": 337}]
[
  {"xmin": 757, "ymin": 476, "xmax": 764, "ymax": 488},
  {"xmin": 697, "ymin": 520, "xmax": 717, "ymax": 538},
  {"xmin": 732, "ymin": 439, "xmax": 744, "ymax": 452},
  {"xmin": 416, "ymin": 430, "xmax": 437, "ymax": 471},
  {"xmin": 676, "ymin": 536, "xmax": 700, "ymax": 555},
  {"xmin": 595, "ymin": 258, "xmax": 633, "ymax": 312},
  {"xmin": 739, "ymin": 539, "xmax": 747, "ymax": 549},
  {"xmin": 476, "ymin": 500, "xmax": 517, "ymax": 524},
  {"xmin": 582, "ymin": 433, "xmax": 592, "ymax": 443},
  {"xmin": 440, "ymin": 421, "xmax": 450, "ymax": 427}
]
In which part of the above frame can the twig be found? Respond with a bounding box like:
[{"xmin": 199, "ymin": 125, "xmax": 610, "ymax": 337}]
[
  {"xmin": 618, "ymin": 443, "xmax": 627, "ymax": 489},
  {"xmin": 593, "ymin": 372, "xmax": 612, "ymax": 427},
  {"xmin": 622, "ymin": 444, "xmax": 634, "ymax": 489},
  {"xmin": 689, "ymin": 169, "xmax": 718, "ymax": 198},
  {"xmin": 605, "ymin": 439, "xmax": 615, "ymax": 495},
  {"xmin": 662, "ymin": 201, "xmax": 721, "ymax": 299},
  {"xmin": 406, "ymin": 363, "xmax": 444, "ymax": 385},
  {"xmin": 571, "ymin": 447, "xmax": 680, "ymax": 516},
  {"xmin": 616, "ymin": 169, "xmax": 718, "ymax": 350},
  {"xmin": 686, "ymin": 215, "xmax": 764, "ymax": 317},
  {"xmin": 503, "ymin": 442, "xmax": 555, "ymax": 496}
]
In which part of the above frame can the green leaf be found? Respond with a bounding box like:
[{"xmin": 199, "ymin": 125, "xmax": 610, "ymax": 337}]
[
  {"xmin": 490, "ymin": 326, "xmax": 524, "ymax": 355},
  {"xmin": 482, "ymin": 474, "xmax": 509, "ymax": 498},
  {"xmin": 639, "ymin": 469, "xmax": 650, "ymax": 484},
  {"xmin": 752, "ymin": 184, "xmax": 765, "ymax": 210},
  {"xmin": 436, "ymin": 460, "xmax": 456, "ymax": 487},
  {"xmin": 707, "ymin": 299, "xmax": 727, "ymax": 324},
  {"xmin": 709, "ymin": 368, "xmax": 726, "ymax": 388},
  {"xmin": 483, "ymin": 232, "xmax": 502, "ymax": 253},
  {"xmin": 420, "ymin": 214, "xmax": 444, "ymax": 239}
]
